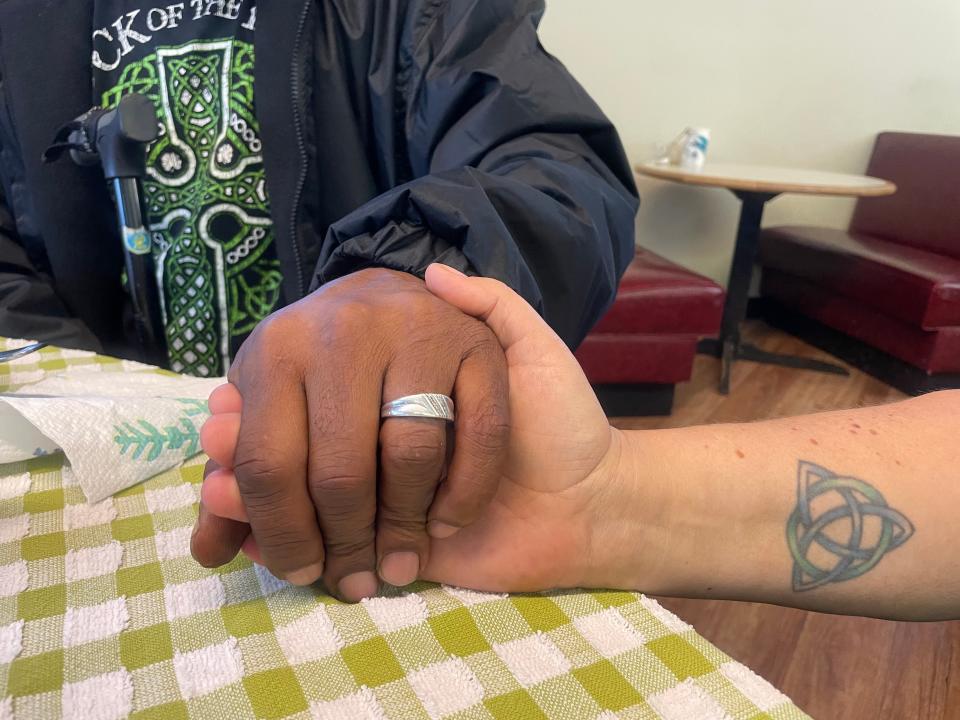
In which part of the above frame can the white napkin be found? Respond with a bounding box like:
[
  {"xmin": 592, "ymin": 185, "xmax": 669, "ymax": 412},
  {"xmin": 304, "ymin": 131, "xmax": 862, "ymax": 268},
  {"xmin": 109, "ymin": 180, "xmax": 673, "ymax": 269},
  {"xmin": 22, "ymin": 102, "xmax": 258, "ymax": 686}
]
[{"xmin": 0, "ymin": 340, "xmax": 223, "ymax": 502}]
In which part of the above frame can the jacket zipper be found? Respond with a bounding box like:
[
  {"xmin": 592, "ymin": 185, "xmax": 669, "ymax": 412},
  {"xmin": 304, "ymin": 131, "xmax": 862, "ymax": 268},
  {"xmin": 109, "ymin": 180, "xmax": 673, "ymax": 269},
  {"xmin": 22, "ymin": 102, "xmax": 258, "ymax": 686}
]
[{"xmin": 288, "ymin": 0, "xmax": 311, "ymax": 299}]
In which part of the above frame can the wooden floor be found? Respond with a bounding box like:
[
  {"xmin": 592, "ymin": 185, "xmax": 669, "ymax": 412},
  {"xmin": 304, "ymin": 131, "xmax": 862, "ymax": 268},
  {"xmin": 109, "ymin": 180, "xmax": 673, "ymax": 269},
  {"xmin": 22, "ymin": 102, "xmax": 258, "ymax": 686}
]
[{"xmin": 613, "ymin": 321, "xmax": 960, "ymax": 720}]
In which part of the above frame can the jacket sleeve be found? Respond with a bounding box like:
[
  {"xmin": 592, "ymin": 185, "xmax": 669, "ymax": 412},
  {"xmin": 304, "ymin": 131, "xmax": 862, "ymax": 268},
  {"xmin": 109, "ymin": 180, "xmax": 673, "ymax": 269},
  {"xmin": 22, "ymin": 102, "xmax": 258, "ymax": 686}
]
[
  {"xmin": 0, "ymin": 65, "xmax": 102, "ymax": 351},
  {"xmin": 0, "ymin": 185, "xmax": 101, "ymax": 350},
  {"xmin": 316, "ymin": 0, "xmax": 639, "ymax": 347}
]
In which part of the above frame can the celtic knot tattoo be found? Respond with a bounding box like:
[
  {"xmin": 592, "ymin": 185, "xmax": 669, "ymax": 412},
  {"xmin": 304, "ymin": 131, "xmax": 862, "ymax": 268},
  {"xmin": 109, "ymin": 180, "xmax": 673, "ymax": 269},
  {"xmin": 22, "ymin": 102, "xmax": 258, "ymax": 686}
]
[{"xmin": 786, "ymin": 462, "xmax": 914, "ymax": 592}]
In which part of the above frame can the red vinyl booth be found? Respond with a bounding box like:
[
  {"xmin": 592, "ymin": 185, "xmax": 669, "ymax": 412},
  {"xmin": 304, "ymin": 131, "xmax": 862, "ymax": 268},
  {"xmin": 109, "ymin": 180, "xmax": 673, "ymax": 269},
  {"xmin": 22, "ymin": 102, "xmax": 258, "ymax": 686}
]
[
  {"xmin": 576, "ymin": 247, "xmax": 724, "ymax": 415},
  {"xmin": 759, "ymin": 132, "xmax": 960, "ymax": 394}
]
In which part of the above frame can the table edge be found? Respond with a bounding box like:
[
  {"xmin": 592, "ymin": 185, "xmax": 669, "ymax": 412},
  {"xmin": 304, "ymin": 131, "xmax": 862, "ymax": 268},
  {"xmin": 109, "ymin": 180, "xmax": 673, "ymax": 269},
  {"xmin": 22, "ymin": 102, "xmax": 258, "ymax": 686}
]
[{"xmin": 634, "ymin": 163, "xmax": 898, "ymax": 198}]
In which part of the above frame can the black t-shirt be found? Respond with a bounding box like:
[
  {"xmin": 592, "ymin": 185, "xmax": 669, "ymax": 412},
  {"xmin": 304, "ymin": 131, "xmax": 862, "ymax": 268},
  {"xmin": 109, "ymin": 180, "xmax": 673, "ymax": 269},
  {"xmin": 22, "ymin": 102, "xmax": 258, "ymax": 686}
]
[{"xmin": 92, "ymin": 1, "xmax": 280, "ymax": 377}]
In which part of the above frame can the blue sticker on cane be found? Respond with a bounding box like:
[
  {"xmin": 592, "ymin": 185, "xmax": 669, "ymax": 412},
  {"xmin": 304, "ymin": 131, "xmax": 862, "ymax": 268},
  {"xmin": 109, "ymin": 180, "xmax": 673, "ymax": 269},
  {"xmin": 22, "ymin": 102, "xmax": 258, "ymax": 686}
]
[{"xmin": 123, "ymin": 226, "xmax": 152, "ymax": 255}]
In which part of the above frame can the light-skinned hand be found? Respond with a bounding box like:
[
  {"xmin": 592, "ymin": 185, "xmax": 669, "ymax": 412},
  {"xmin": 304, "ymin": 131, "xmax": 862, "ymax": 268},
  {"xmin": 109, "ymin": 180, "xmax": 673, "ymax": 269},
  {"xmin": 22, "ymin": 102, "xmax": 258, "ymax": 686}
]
[{"xmin": 197, "ymin": 264, "xmax": 626, "ymax": 593}]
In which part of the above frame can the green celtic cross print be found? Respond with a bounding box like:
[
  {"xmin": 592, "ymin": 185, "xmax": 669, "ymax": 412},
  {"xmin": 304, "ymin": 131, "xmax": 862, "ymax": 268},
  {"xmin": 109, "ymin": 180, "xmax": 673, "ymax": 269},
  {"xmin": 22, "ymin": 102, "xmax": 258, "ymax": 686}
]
[
  {"xmin": 786, "ymin": 461, "xmax": 914, "ymax": 592},
  {"xmin": 103, "ymin": 40, "xmax": 282, "ymax": 377}
]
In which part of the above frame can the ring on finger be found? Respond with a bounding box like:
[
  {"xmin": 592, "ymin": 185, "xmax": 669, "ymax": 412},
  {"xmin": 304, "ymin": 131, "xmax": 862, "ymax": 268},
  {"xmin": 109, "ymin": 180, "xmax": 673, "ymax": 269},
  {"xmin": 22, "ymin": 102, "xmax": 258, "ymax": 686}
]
[{"xmin": 380, "ymin": 393, "xmax": 455, "ymax": 422}]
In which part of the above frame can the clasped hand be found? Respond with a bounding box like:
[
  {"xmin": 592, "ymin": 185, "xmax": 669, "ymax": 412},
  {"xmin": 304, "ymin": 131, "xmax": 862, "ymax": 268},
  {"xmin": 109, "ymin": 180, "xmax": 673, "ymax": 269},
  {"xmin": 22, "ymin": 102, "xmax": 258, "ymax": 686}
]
[
  {"xmin": 194, "ymin": 265, "xmax": 622, "ymax": 599},
  {"xmin": 193, "ymin": 267, "xmax": 510, "ymax": 601}
]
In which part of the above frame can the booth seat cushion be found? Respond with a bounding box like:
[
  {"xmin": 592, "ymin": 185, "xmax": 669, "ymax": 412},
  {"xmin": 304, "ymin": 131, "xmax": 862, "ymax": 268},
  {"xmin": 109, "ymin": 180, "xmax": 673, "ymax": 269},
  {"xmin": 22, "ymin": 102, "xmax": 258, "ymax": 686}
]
[
  {"xmin": 850, "ymin": 131, "xmax": 960, "ymax": 261},
  {"xmin": 762, "ymin": 269, "xmax": 960, "ymax": 374},
  {"xmin": 590, "ymin": 247, "xmax": 724, "ymax": 335},
  {"xmin": 576, "ymin": 248, "xmax": 723, "ymax": 387},
  {"xmin": 760, "ymin": 225, "xmax": 960, "ymax": 329},
  {"xmin": 575, "ymin": 335, "xmax": 699, "ymax": 385}
]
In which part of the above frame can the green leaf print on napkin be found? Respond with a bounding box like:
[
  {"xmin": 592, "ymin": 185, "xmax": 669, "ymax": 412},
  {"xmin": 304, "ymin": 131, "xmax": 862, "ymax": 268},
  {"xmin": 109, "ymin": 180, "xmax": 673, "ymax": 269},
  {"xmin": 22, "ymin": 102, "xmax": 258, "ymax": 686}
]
[{"xmin": 113, "ymin": 399, "xmax": 208, "ymax": 462}]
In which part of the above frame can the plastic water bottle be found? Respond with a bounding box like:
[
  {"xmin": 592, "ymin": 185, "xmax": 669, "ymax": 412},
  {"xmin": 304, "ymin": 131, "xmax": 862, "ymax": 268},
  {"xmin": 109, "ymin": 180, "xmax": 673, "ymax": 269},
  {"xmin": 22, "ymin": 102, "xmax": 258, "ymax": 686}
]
[{"xmin": 680, "ymin": 128, "xmax": 711, "ymax": 171}]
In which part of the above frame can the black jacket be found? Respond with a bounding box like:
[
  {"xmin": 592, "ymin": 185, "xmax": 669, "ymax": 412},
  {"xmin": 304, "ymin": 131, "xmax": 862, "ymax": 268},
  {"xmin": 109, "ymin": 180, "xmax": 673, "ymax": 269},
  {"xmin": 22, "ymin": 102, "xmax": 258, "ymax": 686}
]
[{"xmin": 0, "ymin": 0, "xmax": 638, "ymax": 361}]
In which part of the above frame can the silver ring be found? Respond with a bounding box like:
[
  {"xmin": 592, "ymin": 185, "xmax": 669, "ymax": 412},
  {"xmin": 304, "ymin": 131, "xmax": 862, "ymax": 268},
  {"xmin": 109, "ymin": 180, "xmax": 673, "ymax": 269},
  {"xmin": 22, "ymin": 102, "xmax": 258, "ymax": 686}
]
[{"xmin": 381, "ymin": 393, "xmax": 455, "ymax": 422}]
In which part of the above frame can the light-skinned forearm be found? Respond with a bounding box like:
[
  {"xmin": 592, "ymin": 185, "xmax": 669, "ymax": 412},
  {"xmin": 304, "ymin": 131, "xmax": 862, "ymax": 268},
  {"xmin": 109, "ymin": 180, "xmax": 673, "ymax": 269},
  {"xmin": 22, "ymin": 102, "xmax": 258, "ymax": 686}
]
[{"xmin": 592, "ymin": 391, "xmax": 960, "ymax": 621}]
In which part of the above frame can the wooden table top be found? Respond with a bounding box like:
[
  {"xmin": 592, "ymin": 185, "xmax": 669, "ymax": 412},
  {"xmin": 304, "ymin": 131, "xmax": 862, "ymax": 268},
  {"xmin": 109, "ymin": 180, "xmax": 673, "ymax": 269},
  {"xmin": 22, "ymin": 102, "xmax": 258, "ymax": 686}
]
[{"xmin": 636, "ymin": 161, "xmax": 897, "ymax": 198}]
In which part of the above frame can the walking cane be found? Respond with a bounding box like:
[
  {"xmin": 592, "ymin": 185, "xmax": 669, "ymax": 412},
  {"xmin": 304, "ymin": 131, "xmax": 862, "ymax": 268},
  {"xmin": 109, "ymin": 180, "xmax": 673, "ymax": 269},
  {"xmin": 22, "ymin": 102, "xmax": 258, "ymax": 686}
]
[{"xmin": 44, "ymin": 93, "xmax": 168, "ymax": 368}]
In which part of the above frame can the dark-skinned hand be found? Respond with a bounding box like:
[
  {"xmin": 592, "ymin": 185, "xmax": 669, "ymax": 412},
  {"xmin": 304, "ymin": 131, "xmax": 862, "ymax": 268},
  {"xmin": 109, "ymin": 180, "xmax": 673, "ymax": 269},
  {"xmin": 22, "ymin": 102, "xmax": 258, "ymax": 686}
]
[
  {"xmin": 199, "ymin": 264, "xmax": 623, "ymax": 595},
  {"xmin": 192, "ymin": 268, "xmax": 509, "ymax": 601}
]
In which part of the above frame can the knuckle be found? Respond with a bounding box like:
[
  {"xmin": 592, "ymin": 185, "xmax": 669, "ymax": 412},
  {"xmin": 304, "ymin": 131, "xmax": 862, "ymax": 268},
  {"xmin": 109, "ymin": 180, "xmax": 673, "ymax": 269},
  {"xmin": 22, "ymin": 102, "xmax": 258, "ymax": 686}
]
[
  {"xmin": 315, "ymin": 303, "xmax": 387, "ymax": 362},
  {"xmin": 379, "ymin": 479, "xmax": 434, "ymax": 516},
  {"xmin": 325, "ymin": 534, "xmax": 375, "ymax": 559},
  {"xmin": 233, "ymin": 454, "xmax": 293, "ymax": 503},
  {"xmin": 309, "ymin": 469, "xmax": 372, "ymax": 510},
  {"xmin": 377, "ymin": 512, "xmax": 427, "ymax": 536},
  {"xmin": 462, "ymin": 403, "xmax": 509, "ymax": 454},
  {"xmin": 460, "ymin": 321, "xmax": 501, "ymax": 357},
  {"xmin": 256, "ymin": 310, "xmax": 300, "ymax": 342},
  {"xmin": 325, "ymin": 301, "xmax": 374, "ymax": 340},
  {"xmin": 310, "ymin": 446, "xmax": 369, "ymax": 484},
  {"xmin": 453, "ymin": 313, "xmax": 486, "ymax": 339},
  {"xmin": 236, "ymin": 311, "xmax": 307, "ymax": 373},
  {"xmin": 381, "ymin": 426, "xmax": 445, "ymax": 471},
  {"xmin": 255, "ymin": 526, "xmax": 315, "ymax": 557}
]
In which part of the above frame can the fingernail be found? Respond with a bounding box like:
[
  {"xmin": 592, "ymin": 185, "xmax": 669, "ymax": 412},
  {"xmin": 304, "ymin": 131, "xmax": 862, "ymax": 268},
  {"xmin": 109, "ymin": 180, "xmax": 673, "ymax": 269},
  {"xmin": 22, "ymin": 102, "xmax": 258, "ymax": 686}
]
[
  {"xmin": 285, "ymin": 562, "xmax": 324, "ymax": 587},
  {"xmin": 434, "ymin": 264, "xmax": 466, "ymax": 278},
  {"xmin": 339, "ymin": 571, "xmax": 379, "ymax": 601},
  {"xmin": 428, "ymin": 521, "xmax": 461, "ymax": 539},
  {"xmin": 379, "ymin": 552, "xmax": 420, "ymax": 587}
]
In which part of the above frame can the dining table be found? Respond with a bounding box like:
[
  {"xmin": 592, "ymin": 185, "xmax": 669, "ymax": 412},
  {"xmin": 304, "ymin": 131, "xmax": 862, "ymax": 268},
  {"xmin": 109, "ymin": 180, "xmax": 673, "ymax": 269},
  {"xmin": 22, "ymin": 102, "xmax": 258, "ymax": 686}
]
[
  {"xmin": 635, "ymin": 162, "xmax": 897, "ymax": 394},
  {"xmin": 0, "ymin": 336, "xmax": 814, "ymax": 719}
]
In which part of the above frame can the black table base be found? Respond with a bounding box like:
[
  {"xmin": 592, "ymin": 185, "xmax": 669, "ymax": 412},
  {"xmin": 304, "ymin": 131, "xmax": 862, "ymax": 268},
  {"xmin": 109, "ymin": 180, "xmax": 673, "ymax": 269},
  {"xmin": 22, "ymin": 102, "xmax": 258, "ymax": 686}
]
[
  {"xmin": 708, "ymin": 190, "xmax": 849, "ymax": 394},
  {"xmin": 698, "ymin": 339, "xmax": 849, "ymax": 392}
]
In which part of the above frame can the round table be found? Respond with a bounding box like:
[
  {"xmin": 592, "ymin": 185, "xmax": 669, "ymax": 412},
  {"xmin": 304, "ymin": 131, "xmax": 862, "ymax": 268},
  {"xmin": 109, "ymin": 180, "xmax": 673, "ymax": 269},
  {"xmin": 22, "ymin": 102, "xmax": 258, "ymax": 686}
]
[{"xmin": 635, "ymin": 162, "xmax": 897, "ymax": 394}]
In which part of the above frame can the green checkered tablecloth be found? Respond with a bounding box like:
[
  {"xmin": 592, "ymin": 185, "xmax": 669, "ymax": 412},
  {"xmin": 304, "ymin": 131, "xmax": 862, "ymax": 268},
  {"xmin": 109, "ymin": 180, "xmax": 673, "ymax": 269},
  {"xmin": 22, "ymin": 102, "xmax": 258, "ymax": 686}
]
[{"xmin": 0, "ymin": 342, "xmax": 812, "ymax": 719}]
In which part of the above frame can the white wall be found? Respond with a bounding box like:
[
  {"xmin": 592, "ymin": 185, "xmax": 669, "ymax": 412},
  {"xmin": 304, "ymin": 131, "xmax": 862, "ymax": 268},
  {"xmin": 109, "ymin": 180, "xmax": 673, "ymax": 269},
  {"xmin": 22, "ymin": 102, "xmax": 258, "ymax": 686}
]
[{"xmin": 539, "ymin": 0, "xmax": 960, "ymax": 284}]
